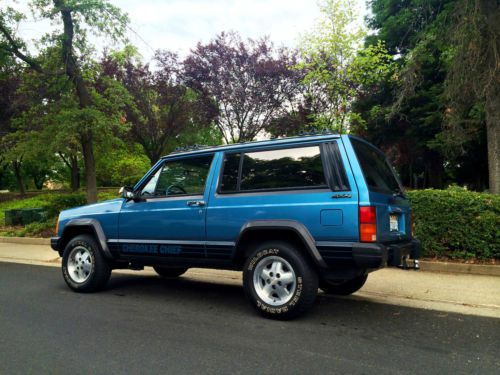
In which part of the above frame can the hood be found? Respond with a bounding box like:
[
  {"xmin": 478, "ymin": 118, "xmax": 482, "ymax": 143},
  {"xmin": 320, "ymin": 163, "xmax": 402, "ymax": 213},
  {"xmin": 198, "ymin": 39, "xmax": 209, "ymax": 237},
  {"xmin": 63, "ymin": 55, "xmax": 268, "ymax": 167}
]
[{"xmin": 59, "ymin": 198, "xmax": 124, "ymax": 222}]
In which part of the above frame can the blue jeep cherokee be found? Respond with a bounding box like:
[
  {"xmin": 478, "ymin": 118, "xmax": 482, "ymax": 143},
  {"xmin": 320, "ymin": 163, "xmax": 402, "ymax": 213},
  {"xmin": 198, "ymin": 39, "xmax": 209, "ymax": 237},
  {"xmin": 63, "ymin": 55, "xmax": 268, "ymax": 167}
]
[{"xmin": 51, "ymin": 134, "xmax": 420, "ymax": 319}]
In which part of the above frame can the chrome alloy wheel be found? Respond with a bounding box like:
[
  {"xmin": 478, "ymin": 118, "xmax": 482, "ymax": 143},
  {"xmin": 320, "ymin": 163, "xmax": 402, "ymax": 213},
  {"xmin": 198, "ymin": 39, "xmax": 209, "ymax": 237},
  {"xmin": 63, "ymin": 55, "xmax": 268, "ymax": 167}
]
[
  {"xmin": 253, "ymin": 255, "xmax": 297, "ymax": 306},
  {"xmin": 67, "ymin": 246, "xmax": 93, "ymax": 283}
]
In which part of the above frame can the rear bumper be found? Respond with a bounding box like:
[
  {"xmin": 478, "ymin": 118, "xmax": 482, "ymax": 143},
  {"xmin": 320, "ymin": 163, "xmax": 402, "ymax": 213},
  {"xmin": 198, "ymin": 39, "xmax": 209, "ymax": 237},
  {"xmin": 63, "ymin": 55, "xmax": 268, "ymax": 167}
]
[{"xmin": 352, "ymin": 239, "xmax": 421, "ymax": 269}]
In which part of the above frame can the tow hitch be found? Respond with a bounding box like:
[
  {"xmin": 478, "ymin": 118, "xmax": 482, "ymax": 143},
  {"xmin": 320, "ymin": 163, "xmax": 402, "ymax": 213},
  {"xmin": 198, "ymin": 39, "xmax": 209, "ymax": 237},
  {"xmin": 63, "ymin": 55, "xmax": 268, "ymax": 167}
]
[
  {"xmin": 398, "ymin": 256, "xmax": 420, "ymax": 270},
  {"xmin": 388, "ymin": 239, "xmax": 421, "ymax": 270}
]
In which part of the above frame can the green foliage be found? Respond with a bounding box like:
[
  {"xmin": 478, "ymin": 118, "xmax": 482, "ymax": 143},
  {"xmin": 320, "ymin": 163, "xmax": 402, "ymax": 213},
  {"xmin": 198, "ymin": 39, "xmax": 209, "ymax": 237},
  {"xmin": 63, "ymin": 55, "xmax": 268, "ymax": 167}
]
[
  {"xmin": 44, "ymin": 193, "xmax": 87, "ymax": 218},
  {"xmin": 297, "ymin": 0, "xmax": 394, "ymax": 133},
  {"xmin": 409, "ymin": 188, "xmax": 500, "ymax": 260},
  {"xmin": 0, "ymin": 189, "xmax": 119, "ymax": 237},
  {"xmin": 97, "ymin": 190, "xmax": 120, "ymax": 201},
  {"xmin": 0, "ymin": 190, "xmax": 119, "ymax": 224},
  {"xmin": 95, "ymin": 142, "xmax": 150, "ymax": 186},
  {"xmin": 355, "ymin": 0, "xmax": 493, "ymax": 192},
  {"xmin": 0, "ymin": 219, "xmax": 56, "ymax": 238}
]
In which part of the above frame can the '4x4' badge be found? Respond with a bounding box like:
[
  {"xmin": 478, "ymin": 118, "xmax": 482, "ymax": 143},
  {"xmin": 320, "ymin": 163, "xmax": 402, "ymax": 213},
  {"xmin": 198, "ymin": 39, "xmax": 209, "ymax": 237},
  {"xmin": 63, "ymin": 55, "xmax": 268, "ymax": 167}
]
[{"xmin": 331, "ymin": 193, "xmax": 352, "ymax": 199}]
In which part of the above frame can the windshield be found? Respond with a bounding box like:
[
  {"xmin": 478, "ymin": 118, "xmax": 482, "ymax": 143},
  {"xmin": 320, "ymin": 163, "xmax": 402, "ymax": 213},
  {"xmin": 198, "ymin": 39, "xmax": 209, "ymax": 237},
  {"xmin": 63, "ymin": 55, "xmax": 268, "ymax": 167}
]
[{"xmin": 351, "ymin": 138, "xmax": 403, "ymax": 195}]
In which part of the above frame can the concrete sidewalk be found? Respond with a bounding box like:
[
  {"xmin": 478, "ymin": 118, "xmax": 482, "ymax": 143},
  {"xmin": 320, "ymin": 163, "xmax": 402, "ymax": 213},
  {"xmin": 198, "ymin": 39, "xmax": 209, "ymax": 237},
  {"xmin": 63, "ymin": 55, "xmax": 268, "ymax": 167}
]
[{"xmin": 1, "ymin": 242, "xmax": 499, "ymax": 319}]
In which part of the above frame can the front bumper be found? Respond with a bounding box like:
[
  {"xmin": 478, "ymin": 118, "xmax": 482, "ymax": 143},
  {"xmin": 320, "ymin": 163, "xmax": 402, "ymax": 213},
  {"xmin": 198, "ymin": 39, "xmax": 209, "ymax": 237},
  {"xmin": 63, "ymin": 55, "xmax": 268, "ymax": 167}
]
[
  {"xmin": 352, "ymin": 239, "xmax": 421, "ymax": 269},
  {"xmin": 51, "ymin": 237, "xmax": 61, "ymax": 252}
]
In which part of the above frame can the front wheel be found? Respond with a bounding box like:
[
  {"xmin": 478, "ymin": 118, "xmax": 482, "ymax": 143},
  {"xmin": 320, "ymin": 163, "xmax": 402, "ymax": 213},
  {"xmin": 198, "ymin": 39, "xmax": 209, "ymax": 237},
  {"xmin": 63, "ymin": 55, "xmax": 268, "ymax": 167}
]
[
  {"xmin": 243, "ymin": 241, "xmax": 318, "ymax": 320},
  {"xmin": 62, "ymin": 234, "xmax": 111, "ymax": 292},
  {"xmin": 320, "ymin": 274, "xmax": 368, "ymax": 296}
]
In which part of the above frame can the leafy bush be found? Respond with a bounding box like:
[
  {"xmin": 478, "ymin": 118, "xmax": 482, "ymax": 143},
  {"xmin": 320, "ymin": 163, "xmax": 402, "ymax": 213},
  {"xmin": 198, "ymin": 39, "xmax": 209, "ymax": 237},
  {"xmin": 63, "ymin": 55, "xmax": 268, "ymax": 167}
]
[
  {"xmin": 44, "ymin": 193, "xmax": 87, "ymax": 218},
  {"xmin": 0, "ymin": 190, "xmax": 120, "ymax": 219},
  {"xmin": 97, "ymin": 190, "xmax": 120, "ymax": 201},
  {"xmin": 15, "ymin": 219, "xmax": 56, "ymax": 238},
  {"xmin": 408, "ymin": 188, "xmax": 500, "ymax": 260}
]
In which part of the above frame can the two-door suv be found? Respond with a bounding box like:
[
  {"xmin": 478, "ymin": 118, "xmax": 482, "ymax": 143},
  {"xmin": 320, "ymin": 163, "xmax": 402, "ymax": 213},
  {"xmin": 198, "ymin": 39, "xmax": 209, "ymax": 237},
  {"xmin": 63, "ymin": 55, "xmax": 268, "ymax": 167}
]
[{"xmin": 51, "ymin": 133, "xmax": 420, "ymax": 319}]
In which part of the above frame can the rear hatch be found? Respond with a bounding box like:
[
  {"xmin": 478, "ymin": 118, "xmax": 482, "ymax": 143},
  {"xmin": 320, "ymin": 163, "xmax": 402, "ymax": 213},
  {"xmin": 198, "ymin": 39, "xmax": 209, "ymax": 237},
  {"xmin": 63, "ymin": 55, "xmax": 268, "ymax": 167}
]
[{"xmin": 350, "ymin": 138, "xmax": 411, "ymax": 243}]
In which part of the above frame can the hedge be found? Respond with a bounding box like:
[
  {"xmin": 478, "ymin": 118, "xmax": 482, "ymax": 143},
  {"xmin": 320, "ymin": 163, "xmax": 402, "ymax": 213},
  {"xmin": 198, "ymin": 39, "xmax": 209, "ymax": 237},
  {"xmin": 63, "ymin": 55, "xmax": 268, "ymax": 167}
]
[
  {"xmin": 1, "ymin": 188, "xmax": 498, "ymax": 260},
  {"xmin": 408, "ymin": 188, "xmax": 500, "ymax": 260}
]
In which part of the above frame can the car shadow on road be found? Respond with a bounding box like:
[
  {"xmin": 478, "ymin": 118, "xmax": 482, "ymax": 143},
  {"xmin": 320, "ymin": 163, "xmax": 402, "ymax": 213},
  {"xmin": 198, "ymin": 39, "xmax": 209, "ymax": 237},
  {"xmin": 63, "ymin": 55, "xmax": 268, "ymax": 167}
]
[{"xmin": 103, "ymin": 271, "xmax": 498, "ymax": 329}]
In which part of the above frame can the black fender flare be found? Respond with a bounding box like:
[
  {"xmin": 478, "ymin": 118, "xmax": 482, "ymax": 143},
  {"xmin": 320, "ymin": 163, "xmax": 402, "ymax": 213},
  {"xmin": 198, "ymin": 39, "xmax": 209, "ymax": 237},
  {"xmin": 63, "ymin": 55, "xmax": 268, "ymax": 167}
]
[
  {"xmin": 61, "ymin": 218, "xmax": 113, "ymax": 259},
  {"xmin": 234, "ymin": 219, "xmax": 327, "ymax": 268}
]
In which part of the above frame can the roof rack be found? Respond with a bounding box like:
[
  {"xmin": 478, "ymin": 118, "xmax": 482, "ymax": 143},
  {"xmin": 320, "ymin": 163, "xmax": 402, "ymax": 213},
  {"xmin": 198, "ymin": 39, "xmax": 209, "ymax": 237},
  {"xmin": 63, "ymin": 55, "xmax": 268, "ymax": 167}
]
[
  {"xmin": 298, "ymin": 128, "xmax": 335, "ymax": 136},
  {"xmin": 167, "ymin": 129, "xmax": 339, "ymax": 156},
  {"xmin": 270, "ymin": 128, "xmax": 336, "ymax": 140},
  {"xmin": 171, "ymin": 144, "xmax": 210, "ymax": 154}
]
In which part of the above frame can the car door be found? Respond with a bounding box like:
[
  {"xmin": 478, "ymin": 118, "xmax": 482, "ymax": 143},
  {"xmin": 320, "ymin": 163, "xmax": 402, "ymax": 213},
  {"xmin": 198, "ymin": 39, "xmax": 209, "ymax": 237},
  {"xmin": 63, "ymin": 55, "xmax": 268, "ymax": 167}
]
[{"xmin": 116, "ymin": 154, "xmax": 215, "ymax": 260}]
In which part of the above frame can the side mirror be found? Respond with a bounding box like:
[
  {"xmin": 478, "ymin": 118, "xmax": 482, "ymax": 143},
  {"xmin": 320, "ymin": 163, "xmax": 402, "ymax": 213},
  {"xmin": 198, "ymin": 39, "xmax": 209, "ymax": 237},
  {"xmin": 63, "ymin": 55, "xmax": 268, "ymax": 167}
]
[{"xmin": 119, "ymin": 186, "xmax": 136, "ymax": 200}]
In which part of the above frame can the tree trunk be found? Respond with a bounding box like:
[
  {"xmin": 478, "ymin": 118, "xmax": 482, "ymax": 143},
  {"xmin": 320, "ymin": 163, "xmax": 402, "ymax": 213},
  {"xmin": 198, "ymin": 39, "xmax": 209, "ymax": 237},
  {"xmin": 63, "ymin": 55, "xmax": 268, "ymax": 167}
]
[
  {"xmin": 55, "ymin": 0, "xmax": 98, "ymax": 203},
  {"xmin": 426, "ymin": 152, "xmax": 444, "ymax": 189},
  {"xmin": 81, "ymin": 131, "xmax": 98, "ymax": 202},
  {"xmin": 70, "ymin": 155, "xmax": 80, "ymax": 192},
  {"xmin": 12, "ymin": 161, "xmax": 26, "ymax": 195},
  {"xmin": 33, "ymin": 176, "xmax": 44, "ymax": 190},
  {"xmin": 485, "ymin": 96, "xmax": 500, "ymax": 194}
]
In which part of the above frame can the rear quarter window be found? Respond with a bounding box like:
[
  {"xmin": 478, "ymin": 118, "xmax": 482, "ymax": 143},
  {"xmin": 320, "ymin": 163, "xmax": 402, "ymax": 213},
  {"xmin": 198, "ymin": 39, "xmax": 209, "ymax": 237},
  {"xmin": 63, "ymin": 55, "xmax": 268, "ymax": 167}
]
[{"xmin": 351, "ymin": 138, "xmax": 401, "ymax": 194}]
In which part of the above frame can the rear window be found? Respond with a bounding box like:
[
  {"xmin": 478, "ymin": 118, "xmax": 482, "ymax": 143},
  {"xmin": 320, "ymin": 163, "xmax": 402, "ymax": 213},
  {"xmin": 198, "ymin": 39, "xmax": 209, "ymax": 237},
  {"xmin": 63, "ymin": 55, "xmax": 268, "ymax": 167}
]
[
  {"xmin": 351, "ymin": 138, "xmax": 401, "ymax": 194},
  {"xmin": 219, "ymin": 146, "xmax": 328, "ymax": 192}
]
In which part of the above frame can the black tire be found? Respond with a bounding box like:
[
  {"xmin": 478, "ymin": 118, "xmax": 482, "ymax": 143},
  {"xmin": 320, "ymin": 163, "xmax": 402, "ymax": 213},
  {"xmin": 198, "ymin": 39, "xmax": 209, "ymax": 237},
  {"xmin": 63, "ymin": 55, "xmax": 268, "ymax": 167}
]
[
  {"xmin": 243, "ymin": 241, "xmax": 318, "ymax": 320},
  {"xmin": 62, "ymin": 234, "xmax": 111, "ymax": 293},
  {"xmin": 320, "ymin": 274, "xmax": 368, "ymax": 296},
  {"xmin": 153, "ymin": 266, "xmax": 188, "ymax": 278}
]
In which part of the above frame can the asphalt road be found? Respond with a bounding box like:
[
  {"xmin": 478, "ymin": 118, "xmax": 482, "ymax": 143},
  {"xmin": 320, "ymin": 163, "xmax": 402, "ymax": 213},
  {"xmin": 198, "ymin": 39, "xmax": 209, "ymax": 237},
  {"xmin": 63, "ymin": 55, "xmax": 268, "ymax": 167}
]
[{"xmin": 1, "ymin": 262, "xmax": 499, "ymax": 375}]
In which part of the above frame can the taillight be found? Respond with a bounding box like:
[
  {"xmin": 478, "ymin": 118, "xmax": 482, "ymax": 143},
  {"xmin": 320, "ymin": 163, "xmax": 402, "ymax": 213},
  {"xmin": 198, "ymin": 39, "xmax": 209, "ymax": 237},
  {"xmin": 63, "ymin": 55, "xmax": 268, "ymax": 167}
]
[
  {"xmin": 55, "ymin": 219, "xmax": 59, "ymax": 235},
  {"xmin": 359, "ymin": 206, "xmax": 377, "ymax": 242}
]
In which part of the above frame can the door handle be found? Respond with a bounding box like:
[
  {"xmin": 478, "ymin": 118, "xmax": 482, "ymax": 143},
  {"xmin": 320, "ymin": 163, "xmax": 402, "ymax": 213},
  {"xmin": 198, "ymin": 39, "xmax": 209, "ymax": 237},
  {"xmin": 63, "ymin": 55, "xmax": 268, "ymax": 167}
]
[{"xmin": 186, "ymin": 200, "xmax": 206, "ymax": 207}]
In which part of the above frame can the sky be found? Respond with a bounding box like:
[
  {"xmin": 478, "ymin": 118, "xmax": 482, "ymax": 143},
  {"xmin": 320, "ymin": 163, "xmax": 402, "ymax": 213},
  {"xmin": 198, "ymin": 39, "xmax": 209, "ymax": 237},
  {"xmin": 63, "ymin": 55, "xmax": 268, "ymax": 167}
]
[{"xmin": 9, "ymin": 0, "xmax": 369, "ymax": 62}]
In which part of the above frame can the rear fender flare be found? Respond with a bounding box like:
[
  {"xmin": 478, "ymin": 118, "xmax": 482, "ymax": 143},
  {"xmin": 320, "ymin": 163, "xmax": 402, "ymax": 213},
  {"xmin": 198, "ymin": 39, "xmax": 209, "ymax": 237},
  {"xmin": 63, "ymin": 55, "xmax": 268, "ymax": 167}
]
[{"xmin": 234, "ymin": 220, "xmax": 327, "ymax": 268}]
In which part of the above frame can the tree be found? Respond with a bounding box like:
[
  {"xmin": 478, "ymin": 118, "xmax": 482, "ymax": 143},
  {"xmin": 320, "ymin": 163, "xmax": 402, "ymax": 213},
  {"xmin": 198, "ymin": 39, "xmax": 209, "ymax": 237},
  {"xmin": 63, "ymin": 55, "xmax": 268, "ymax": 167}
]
[
  {"xmin": 0, "ymin": 1, "xmax": 129, "ymax": 202},
  {"xmin": 267, "ymin": 99, "xmax": 316, "ymax": 137},
  {"xmin": 444, "ymin": 0, "xmax": 500, "ymax": 193},
  {"xmin": 0, "ymin": 59, "xmax": 30, "ymax": 193},
  {"xmin": 353, "ymin": 0, "xmax": 493, "ymax": 190},
  {"xmin": 100, "ymin": 49, "xmax": 218, "ymax": 165},
  {"xmin": 297, "ymin": 0, "xmax": 393, "ymax": 133},
  {"xmin": 183, "ymin": 31, "xmax": 303, "ymax": 143}
]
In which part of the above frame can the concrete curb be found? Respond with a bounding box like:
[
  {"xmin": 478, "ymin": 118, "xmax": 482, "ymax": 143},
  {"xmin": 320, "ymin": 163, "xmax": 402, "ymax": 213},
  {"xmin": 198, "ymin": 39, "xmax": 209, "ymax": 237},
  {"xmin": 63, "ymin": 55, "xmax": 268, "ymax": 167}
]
[
  {"xmin": 0, "ymin": 236, "xmax": 498, "ymax": 277},
  {"xmin": 419, "ymin": 260, "xmax": 499, "ymax": 277},
  {"xmin": 0, "ymin": 237, "xmax": 50, "ymax": 245}
]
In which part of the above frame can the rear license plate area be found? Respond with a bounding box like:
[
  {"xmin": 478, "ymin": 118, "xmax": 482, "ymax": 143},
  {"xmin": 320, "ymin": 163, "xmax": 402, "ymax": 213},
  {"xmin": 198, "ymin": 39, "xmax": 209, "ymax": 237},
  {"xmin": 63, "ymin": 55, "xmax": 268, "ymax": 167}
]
[{"xmin": 390, "ymin": 214, "xmax": 399, "ymax": 232}]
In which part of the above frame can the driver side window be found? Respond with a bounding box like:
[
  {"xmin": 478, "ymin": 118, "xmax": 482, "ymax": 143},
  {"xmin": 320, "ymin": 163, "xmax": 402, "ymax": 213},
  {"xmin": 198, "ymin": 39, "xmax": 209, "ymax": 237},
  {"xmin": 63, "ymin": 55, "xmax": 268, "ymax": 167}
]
[{"xmin": 141, "ymin": 155, "xmax": 213, "ymax": 198}]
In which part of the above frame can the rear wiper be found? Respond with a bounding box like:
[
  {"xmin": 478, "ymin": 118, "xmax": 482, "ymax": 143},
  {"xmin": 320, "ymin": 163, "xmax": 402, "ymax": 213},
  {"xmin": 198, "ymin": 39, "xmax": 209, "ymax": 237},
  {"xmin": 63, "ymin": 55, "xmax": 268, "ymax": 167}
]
[{"xmin": 392, "ymin": 188, "xmax": 407, "ymax": 199}]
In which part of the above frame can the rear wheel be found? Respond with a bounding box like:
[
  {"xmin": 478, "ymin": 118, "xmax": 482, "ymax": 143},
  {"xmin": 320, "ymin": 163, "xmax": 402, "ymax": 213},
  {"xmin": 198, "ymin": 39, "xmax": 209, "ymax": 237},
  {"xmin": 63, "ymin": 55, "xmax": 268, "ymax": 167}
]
[
  {"xmin": 153, "ymin": 266, "xmax": 188, "ymax": 278},
  {"xmin": 62, "ymin": 234, "xmax": 111, "ymax": 292},
  {"xmin": 243, "ymin": 241, "xmax": 318, "ymax": 320},
  {"xmin": 320, "ymin": 274, "xmax": 368, "ymax": 296}
]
